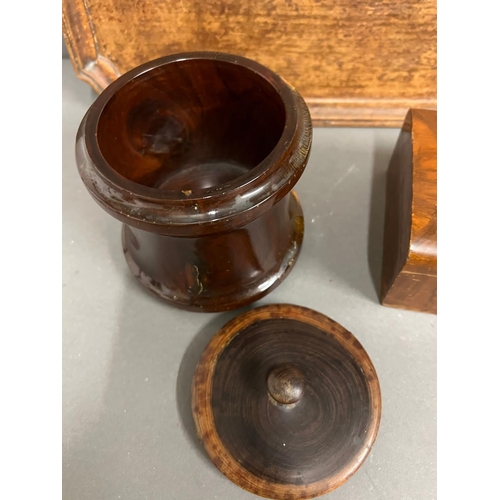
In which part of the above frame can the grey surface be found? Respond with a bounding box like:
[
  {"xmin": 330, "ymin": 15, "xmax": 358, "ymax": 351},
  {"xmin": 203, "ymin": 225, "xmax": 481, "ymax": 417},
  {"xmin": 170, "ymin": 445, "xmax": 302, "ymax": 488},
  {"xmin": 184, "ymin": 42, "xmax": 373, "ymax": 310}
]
[
  {"xmin": 62, "ymin": 60, "xmax": 436, "ymax": 500},
  {"xmin": 63, "ymin": 36, "xmax": 69, "ymax": 59}
]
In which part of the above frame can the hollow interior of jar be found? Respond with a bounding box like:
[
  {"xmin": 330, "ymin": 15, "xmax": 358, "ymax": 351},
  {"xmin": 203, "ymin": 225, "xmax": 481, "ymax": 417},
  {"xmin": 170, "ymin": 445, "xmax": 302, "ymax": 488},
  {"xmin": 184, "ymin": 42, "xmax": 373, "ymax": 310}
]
[{"xmin": 96, "ymin": 59, "xmax": 287, "ymax": 192}]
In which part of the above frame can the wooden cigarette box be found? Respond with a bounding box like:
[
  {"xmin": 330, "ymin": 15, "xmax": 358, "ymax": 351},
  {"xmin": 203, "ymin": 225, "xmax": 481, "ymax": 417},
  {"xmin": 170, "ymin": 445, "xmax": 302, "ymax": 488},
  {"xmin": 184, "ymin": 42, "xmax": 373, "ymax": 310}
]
[{"xmin": 380, "ymin": 109, "xmax": 437, "ymax": 314}]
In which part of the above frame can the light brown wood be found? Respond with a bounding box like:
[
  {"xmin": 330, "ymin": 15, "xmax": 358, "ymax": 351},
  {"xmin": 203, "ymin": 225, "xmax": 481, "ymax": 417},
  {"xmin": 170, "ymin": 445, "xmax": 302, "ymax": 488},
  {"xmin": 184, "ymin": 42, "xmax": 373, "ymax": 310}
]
[
  {"xmin": 380, "ymin": 109, "xmax": 437, "ymax": 314},
  {"xmin": 62, "ymin": 0, "xmax": 436, "ymax": 127}
]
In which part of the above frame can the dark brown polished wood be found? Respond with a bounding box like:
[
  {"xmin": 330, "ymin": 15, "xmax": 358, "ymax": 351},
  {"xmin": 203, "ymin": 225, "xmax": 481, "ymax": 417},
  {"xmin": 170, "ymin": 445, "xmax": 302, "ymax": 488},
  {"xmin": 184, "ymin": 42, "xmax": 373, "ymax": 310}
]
[
  {"xmin": 76, "ymin": 52, "xmax": 312, "ymax": 312},
  {"xmin": 267, "ymin": 364, "xmax": 305, "ymax": 405},
  {"xmin": 192, "ymin": 304, "xmax": 382, "ymax": 499},
  {"xmin": 380, "ymin": 109, "xmax": 437, "ymax": 314}
]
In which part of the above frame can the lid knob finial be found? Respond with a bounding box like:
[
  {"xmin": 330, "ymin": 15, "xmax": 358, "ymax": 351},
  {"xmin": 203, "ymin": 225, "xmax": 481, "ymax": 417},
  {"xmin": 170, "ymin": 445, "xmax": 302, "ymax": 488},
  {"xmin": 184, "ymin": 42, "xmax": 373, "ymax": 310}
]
[{"xmin": 267, "ymin": 364, "xmax": 305, "ymax": 405}]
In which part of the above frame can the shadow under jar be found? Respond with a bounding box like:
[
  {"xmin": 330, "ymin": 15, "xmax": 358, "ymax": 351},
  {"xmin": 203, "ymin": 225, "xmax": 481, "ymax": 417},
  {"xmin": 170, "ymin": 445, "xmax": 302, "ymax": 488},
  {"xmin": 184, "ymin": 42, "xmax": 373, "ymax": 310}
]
[{"xmin": 76, "ymin": 52, "xmax": 312, "ymax": 312}]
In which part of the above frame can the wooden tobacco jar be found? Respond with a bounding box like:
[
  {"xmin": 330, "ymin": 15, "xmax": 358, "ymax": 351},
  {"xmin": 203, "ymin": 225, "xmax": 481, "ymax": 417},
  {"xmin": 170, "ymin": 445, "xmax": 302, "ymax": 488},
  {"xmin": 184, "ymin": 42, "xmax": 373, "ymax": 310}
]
[
  {"xmin": 192, "ymin": 304, "xmax": 382, "ymax": 499},
  {"xmin": 76, "ymin": 52, "xmax": 312, "ymax": 312}
]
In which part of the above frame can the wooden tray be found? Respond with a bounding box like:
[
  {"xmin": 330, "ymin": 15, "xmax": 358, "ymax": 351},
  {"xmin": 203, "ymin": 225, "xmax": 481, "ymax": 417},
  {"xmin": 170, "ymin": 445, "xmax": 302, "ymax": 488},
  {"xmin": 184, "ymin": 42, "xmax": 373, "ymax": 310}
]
[{"xmin": 62, "ymin": 0, "xmax": 436, "ymax": 127}]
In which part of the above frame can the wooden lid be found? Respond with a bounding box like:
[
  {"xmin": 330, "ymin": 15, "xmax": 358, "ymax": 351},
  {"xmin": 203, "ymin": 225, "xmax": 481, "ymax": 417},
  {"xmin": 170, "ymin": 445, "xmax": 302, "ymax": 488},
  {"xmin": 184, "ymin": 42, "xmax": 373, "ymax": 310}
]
[{"xmin": 192, "ymin": 304, "xmax": 382, "ymax": 499}]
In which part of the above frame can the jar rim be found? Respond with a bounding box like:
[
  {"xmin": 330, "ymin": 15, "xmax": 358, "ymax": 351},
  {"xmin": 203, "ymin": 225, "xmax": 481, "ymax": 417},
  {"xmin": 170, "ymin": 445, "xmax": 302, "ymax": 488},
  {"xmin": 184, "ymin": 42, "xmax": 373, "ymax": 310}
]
[{"xmin": 77, "ymin": 52, "xmax": 312, "ymax": 235}]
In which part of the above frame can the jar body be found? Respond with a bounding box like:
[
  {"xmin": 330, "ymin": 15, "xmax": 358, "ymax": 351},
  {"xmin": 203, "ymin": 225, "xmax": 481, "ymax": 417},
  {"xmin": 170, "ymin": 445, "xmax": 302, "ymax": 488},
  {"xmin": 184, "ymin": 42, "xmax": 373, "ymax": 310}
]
[
  {"xmin": 76, "ymin": 52, "xmax": 312, "ymax": 312},
  {"xmin": 122, "ymin": 192, "xmax": 303, "ymax": 311}
]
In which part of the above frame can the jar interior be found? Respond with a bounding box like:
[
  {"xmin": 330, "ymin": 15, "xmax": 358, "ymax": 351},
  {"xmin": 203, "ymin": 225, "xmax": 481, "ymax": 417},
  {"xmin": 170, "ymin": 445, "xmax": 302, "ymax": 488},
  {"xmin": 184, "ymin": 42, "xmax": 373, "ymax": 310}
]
[{"xmin": 96, "ymin": 59, "xmax": 287, "ymax": 191}]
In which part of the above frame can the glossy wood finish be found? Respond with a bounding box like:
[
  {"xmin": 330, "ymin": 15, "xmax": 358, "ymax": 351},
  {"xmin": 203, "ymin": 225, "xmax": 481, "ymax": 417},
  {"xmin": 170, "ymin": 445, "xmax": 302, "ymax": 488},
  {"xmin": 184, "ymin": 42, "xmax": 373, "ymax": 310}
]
[
  {"xmin": 267, "ymin": 364, "xmax": 305, "ymax": 405},
  {"xmin": 380, "ymin": 109, "xmax": 437, "ymax": 314},
  {"xmin": 76, "ymin": 53, "xmax": 311, "ymax": 312},
  {"xmin": 192, "ymin": 304, "xmax": 382, "ymax": 499},
  {"xmin": 121, "ymin": 192, "xmax": 304, "ymax": 311},
  {"xmin": 63, "ymin": 0, "xmax": 436, "ymax": 127}
]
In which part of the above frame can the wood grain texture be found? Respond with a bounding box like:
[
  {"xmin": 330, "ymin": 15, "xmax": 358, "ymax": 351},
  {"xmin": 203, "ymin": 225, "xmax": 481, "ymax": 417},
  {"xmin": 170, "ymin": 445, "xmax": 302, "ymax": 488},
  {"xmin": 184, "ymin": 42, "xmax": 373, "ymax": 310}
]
[
  {"xmin": 267, "ymin": 365, "xmax": 305, "ymax": 404},
  {"xmin": 121, "ymin": 193, "xmax": 304, "ymax": 311},
  {"xmin": 192, "ymin": 304, "xmax": 382, "ymax": 499},
  {"xmin": 62, "ymin": 0, "xmax": 436, "ymax": 127},
  {"xmin": 380, "ymin": 109, "xmax": 437, "ymax": 314},
  {"xmin": 76, "ymin": 53, "xmax": 311, "ymax": 311}
]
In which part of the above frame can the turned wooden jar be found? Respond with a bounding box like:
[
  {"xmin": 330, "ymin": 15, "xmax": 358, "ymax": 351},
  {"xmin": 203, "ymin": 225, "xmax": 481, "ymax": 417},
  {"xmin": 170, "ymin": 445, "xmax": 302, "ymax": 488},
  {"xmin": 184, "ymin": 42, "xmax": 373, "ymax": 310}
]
[{"xmin": 76, "ymin": 52, "xmax": 312, "ymax": 312}]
